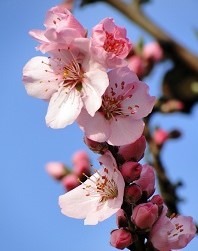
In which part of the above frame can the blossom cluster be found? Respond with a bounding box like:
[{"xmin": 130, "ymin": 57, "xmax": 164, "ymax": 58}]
[
  {"xmin": 23, "ymin": 4, "xmax": 196, "ymax": 251},
  {"xmin": 22, "ymin": 4, "xmax": 155, "ymax": 146}
]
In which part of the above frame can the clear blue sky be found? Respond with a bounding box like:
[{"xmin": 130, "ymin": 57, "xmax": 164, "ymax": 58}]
[{"xmin": 0, "ymin": 0, "xmax": 197, "ymax": 250}]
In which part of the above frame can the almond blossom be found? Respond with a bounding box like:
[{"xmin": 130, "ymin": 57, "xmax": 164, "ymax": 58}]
[
  {"xmin": 29, "ymin": 5, "xmax": 87, "ymax": 53},
  {"xmin": 77, "ymin": 67, "xmax": 155, "ymax": 146},
  {"xmin": 59, "ymin": 151, "xmax": 125, "ymax": 225},
  {"xmin": 149, "ymin": 205, "xmax": 196, "ymax": 251},
  {"xmin": 90, "ymin": 18, "xmax": 131, "ymax": 68},
  {"xmin": 23, "ymin": 44, "xmax": 109, "ymax": 128}
]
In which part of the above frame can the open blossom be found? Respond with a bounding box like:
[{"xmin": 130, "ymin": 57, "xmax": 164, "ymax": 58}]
[
  {"xmin": 150, "ymin": 205, "xmax": 196, "ymax": 251},
  {"xmin": 23, "ymin": 44, "xmax": 109, "ymax": 129},
  {"xmin": 29, "ymin": 5, "xmax": 87, "ymax": 53},
  {"xmin": 90, "ymin": 18, "xmax": 131, "ymax": 68},
  {"xmin": 59, "ymin": 151, "xmax": 125, "ymax": 225},
  {"xmin": 77, "ymin": 67, "xmax": 155, "ymax": 146}
]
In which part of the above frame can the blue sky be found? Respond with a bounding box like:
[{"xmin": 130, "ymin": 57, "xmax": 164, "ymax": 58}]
[{"xmin": 0, "ymin": 0, "xmax": 197, "ymax": 250}]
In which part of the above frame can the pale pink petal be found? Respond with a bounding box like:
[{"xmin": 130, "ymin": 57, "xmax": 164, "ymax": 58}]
[
  {"xmin": 29, "ymin": 29, "xmax": 48, "ymax": 43},
  {"xmin": 168, "ymin": 216, "xmax": 196, "ymax": 249},
  {"xmin": 77, "ymin": 109, "xmax": 110, "ymax": 142},
  {"xmin": 82, "ymin": 69, "xmax": 109, "ymax": 116},
  {"xmin": 46, "ymin": 88, "xmax": 83, "ymax": 128},
  {"xmin": 107, "ymin": 117, "xmax": 144, "ymax": 146},
  {"xmin": 45, "ymin": 6, "xmax": 86, "ymax": 36},
  {"xmin": 59, "ymin": 180, "xmax": 98, "ymax": 220},
  {"xmin": 123, "ymin": 82, "xmax": 156, "ymax": 120},
  {"xmin": 23, "ymin": 56, "xmax": 59, "ymax": 99}
]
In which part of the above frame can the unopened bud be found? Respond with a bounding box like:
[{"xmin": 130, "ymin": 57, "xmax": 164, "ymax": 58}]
[
  {"xmin": 135, "ymin": 164, "xmax": 155, "ymax": 198},
  {"xmin": 110, "ymin": 228, "xmax": 133, "ymax": 250},
  {"xmin": 120, "ymin": 161, "xmax": 142, "ymax": 183},
  {"xmin": 84, "ymin": 137, "xmax": 108, "ymax": 154},
  {"xmin": 61, "ymin": 173, "xmax": 80, "ymax": 191},
  {"xmin": 142, "ymin": 42, "xmax": 164, "ymax": 62},
  {"xmin": 132, "ymin": 202, "xmax": 159, "ymax": 229},
  {"xmin": 153, "ymin": 128, "xmax": 169, "ymax": 146},
  {"xmin": 118, "ymin": 136, "xmax": 146, "ymax": 162},
  {"xmin": 45, "ymin": 162, "xmax": 67, "ymax": 180},
  {"xmin": 124, "ymin": 184, "xmax": 142, "ymax": 204}
]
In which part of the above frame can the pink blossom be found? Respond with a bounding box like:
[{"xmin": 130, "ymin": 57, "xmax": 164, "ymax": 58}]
[
  {"xmin": 72, "ymin": 150, "xmax": 91, "ymax": 177},
  {"xmin": 61, "ymin": 173, "xmax": 80, "ymax": 191},
  {"xmin": 124, "ymin": 183, "xmax": 142, "ymax": 204},
  {"xmin": 120, "ymin": 161, "xmax": 142, "ymax": 183},
  {"xmin": 77, "ymin": 67, "xmax": 155, "ymax": 146},
  {"xmin": 127, "ymin": 55, "xmax": 145, "ymax": 78},
  {"xmin": 29, "ymin": 5, "xmax": 87, "ymax": 53},
  {"xmin": 59, "ymin": 151, "xmax": 125, "ymax": 225},
  {"xmin": 72, "ymin": 150, "xmax": 90, "ymax": 165},
  {"xmin": 142, "ymin": 41, "xmax": 164, "ymax": 62},
  {"xmin": 90, "ymin": 18, "xmax": 131, "ymax": 68},
  {"xmin": 118, "ymin": 135, "xmax": 146, "ymax": 162},
  {"xmin": 153, "ymin": 128, "xmax": 169, "ymax": 146},
  {"xmin": 110, "ymin": 229, "xmax": 133, "ymax": 250},
  {"xmin": 135, "ymin": 164, "xmax": 155, "ymax": 198},
  {"xmin": 132, "ymin": 202, "xmax": 159, "ymax": 229},
  {"xmin": 45, "ymin": 161, "xmax": 66, "ymax": 180},
  {"xmin": 150, "ymin": 206, "xmax": 196, "ymax": 251},
  {"xmin": 23, "ymin": 44, "xmax": 109, "ymax": 129}
]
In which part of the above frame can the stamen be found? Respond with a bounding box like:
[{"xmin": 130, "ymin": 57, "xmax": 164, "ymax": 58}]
[{"xmin": 80, "ymin": 168, "xmax": 118, "ymax": 202}]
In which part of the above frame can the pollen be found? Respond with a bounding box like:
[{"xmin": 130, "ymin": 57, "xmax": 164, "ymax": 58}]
[
  {"xmin": 103, "ymin": 32, "xmax": 125, "ymax": 56},
  {"xmin": 82, "ymin": 168, "xmax": 118, "ymax": 203}
]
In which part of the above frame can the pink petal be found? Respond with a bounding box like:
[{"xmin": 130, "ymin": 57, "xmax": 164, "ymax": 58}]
[
  {"xmin": 77, "ymin": 109, "xmax": 110, "ymax": 142},
  {"xmin": 59, "ymin": 181, "xmax": 98, "ymax": 221},
  {"xmin": 23, "ymin": 56, "xmax": 59, "ymax": 99},
  {"xmin": 123, "ymin": 82, "xmax": 156, "ymax": 120},
  {"xmin": 82, "ymin": 69, "xmax": 109, "ymax": 116},
  {"xmin": 46, "ymin": 88, "xmax": 83, "ymax": 128},
  {"xmin": 107, "ymin": 117, "xmax": 144, "ymax": 146}
]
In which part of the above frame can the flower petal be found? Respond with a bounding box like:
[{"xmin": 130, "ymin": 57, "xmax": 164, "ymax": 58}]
[
  {"xmin": 82, "ymin": 69, "xmax": 109, "ymax": 116},
  {"xmin": 107, "ymin": 117, "xmax": 144, "ymax": 146},
  {"xmin": 46, "ymin": 88, "xmax": 83, "ymax": 128},
  {"xmin": 77, "ymin": 109, "xmax": 110, "ymax": 142},
  {"xmin": 23, "ymin": 56, "xmax": 60, "ymax": 99}
]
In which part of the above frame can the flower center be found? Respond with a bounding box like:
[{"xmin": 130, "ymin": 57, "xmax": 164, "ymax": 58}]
[
  {"xmin": 100, "ymin": 81, "xmax": 139, "ymax": 120},
  {"xmin": 82, "ymin": 167, "xmax": 118, "ymax": 203},
  {"xmin": 168, "ymin": 216, "xmax": 184, "ymax": 238},
  {"xmin": 62, "ymin": 61, "xmax": 84, "ymax": 91},
  {"xmin": 103, "ymin": 32, "xmax": 125, "ymax": 55}
]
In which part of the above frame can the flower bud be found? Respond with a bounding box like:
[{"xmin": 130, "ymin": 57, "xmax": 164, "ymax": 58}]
[
  {"xmin": 120, "ymin": 161, "xmax": 142, "ymax": 183},
  {"xmin": 135, "ymin": 164, "xmax": 155, "ymax": 198},
  {"xmin": 124, "ymin": 184, "xmax": 142, "ymax": 204},
  {"xmin": 61, "ymin": 173, "xmax": 80, "ymax": 191},
  {"xmin": 72, "ymin": 150, "xmax": 89, "ymax": 165},
  {"xmin": 142, "ymin": 42, "xmax": 163, "ymax": 62},
  {"xmin": 127, "ymin": 55, "xmax": 145, "ymax": 78},
  {"xmin": 116, "ymin": 209, "xmax": 128, "ymax": 228},
  {"xmin": 84, "ymin": 137, "xmax": 108, "ymax": 154},
  {"xmin": 153, "ymin": 128, "xmax": 169, "ymax": 146},
  {"xmin": 45, "ymin": 162, "xmax": 67, "ymax": 180},
  {"xmin": 132, "ymin": 202, "xmax": 159, "ymax": 229},
  {"xmin": 118, "ymin": 136, "xmax": 146, "ymax": 162},
  {"xmin": 150, "ymin": 195, "xmax": 164, "ymax": 214},
  {"xmin": 110, "ymin": 229, "xmax": 133, "ymax": 250},
  {"xmin": 150, "ymin": 195, "xmax": 164, "ymax": 207}
]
